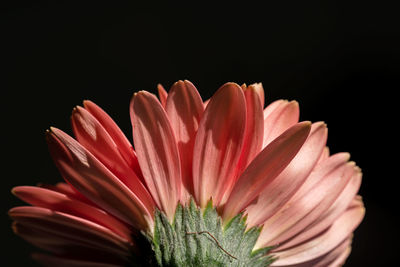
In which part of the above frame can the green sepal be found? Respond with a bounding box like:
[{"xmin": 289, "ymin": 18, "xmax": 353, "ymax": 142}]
[{"xmin": 150, "ymin": 199, "xmax": 276, "ymax": 267}]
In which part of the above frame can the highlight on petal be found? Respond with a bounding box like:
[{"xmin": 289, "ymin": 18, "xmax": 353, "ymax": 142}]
[
  {"xmin": 255, "ymin": 160, "xmax": 355, "ymax": 249},
  {"xmin": 71, "ymin": 106, "xmax": 155, "ymax": 212},
  {"xmin": 83, "ymin": 100, "xmax": 142, "ymax": 178},
  {"xmin": 235, "ymin": 84, "xmax": 264, "ymax": 176},
  {"xmin": 245, "ymin": 122, "xmax": 328, "ymax": 227},
  {"xmin": 278, "ymin": 170, "xmax": 362, "ymax": 250},
  {"xmin": 157, "ymin": 83, "xmax": 168, "ymax": 107},
  {"xmin": 223, "ymin": 121, "xmax": 311, "ymax": 221},
  {"xmin": 131, "ymin": 91, "xmax": 182, "ymax": 220},
  {"xmin": 263, "ymin": 100, "xmax": 300, "ymax": 148},
  {"xmin": 192, "ymin": 82, "xmax": 246, "ymax": 207},
  {"xmin": 46, "ymin": 128, "xmax": 153, "ymax": 229},
  {"xmin": 247, "ymin": 82, "xmax": 265, "ymax": 107},
  {"xmin": 165, "ymin": 80, "xmax": 204, "ymax": 201}
]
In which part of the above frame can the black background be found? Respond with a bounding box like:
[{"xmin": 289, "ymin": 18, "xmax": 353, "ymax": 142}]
[{"xmin": 1, "ymin": 1, "xmax": 399, "ymax": 266}]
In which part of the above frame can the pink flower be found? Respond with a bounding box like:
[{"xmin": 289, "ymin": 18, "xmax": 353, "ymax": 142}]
[{"xmin": 10, "ymin": 80, "xmax": 364, "ymax": 266}]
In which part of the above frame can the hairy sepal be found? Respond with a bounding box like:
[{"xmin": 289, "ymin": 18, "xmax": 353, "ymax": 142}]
[{"xmin": 151, "ymin": 199, "xmax": 275, "ymax": 267}]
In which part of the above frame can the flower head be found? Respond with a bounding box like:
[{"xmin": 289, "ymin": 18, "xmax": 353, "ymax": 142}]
[{"xmin": 10, "ymin": 80, "xmax": 364, "ymax": 266}]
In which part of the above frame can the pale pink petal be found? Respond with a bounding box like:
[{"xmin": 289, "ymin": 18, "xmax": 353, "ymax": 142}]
[
  {"xmin": 246, "ymin": 122, "xmax": 328, "ymax": 227},
  {"xmin": 272, "ymin": 238, "xmax": 351, "ymax": 267},
  {"xmin": 192, "ymin": 83, "xmax": 246, "ymax": 207},
  {"xmin": 71, "ymin": 106, "xmax": 155, "ymax": 211},
  {"xmin": 278, "ymin": 170, "xmax": 361, "ymax": 250},
  {"xmin": 46, "ymin": 128, "xmax": 153, "ymax": 229},
  {"xmin": 12, "ymin": 186, "xmax": 132, "ymax": 241},
  {"xmin": 317, "ymin": 146, "xmax": 330, "ymax": 165},
  {"xmin": 32, "ymin": 253, "xmax": 124, "ymax": 267},
  {"xmin": 255, "ymin": 161, "xmax": 355, "ymax": 249},
  {"xmin": 327, "ymin": 245, "xmax": 351, "ymax": 267},
  {"xmin": 270, "ymin": 201, "xmax": 364, "ymax": 266},
  {"xmin": 131, "ymin": 91, "xmax": 181, "ymax": 220},
  {"xmin": 263, "ymin": 100, "xmax": 300, "ymax": 148},
  {"xmin": 263, "ymin": 100, "xmax": 287, "ymax": 119},
  {"xmin": 165, "ymin": 80, "xmax": 204, "ymax": 201},
  {"xmin": 9, "ymin": 206, "xmax": 132, "ymax": 257},
  {"xmin": 157, "ymin": 83, "xmax": 168, "ymax": 108},
  {"xmin": 292, "ymin": 153, "xmax": 351, "ymax": 198},
  {"xmin": 223, "ymin": 121, "xmax": 311, "ymax": 221},
  {"xmin": 83, "ymin": 100, "xmax": 142, "ymax": 179}
]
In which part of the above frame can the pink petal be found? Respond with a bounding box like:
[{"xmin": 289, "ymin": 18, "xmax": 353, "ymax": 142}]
[
  {"xmin": 9, "ymin": 206, "xmax": 132, "ymax": 257},
  {"xmin": 270, "ymin": 201, "xmax": 364, "ymax": 265},
  {"xmin": 83, "ymin": 100, "xmax": 142, "ymax": 179},
  {"xmin": 32, "ymin": 253, "xmax": 124, "ymax": 267},
  {"xmin": 245, "ymin": 122, "xmax": 328, "ymax": 227},
  {"xmin": 271, "ymin": 238, "xmax": 351, "ymax": 267},
  {"xmin": 203, "ymin": 98, "xmax": 210, "ymax": 108},
  {"xmin": 326, "ymin": 244, "xmax": 352, "ymax": 267},
  {"xmin": 263, "ymin": 100, "xmax": 300, "ymax": 148},
  {"xmin": 317, "ymin": 146, "xmax": 330, "ymax": 165},
  {"xmin": 165, "ymin": 80, "xmax": 204, "ymax": 201},
  {"xmin": 12, "ymin": 186, "xmax": 132, "ymax": 241},
  {"xmin": 236, "ymin": 85, "xmax": 264, "ymax": 175},
  {"xmin": 157, "ymin": 83, "xmax": 168, "ymax": 108},
  {"xmin": 46, "ymin": 128, "xmax": 153, "ymax": 229},
  {"xmin": 255, "ymin": 161, "xmax": 355, "ymax": 248},
  {"xmin": 222, "ymin": 121, "xmax": 311, "ymax": 221},
  {"xmin": 248, "ymin": 83, "xmax": 265, "ymax": 107},
  {"xmin": 192, "ymin": 83, "xmax": 246, "ymax": 207},
  {"xmin": 263, "ymin": 100, "xmax": 287, "ymax": 119},
  {"xmin": 278, "ymin": 170, "xmax": 362, "ymax": 250},
  {"xmin": 131, "ymin": 91, "xmax": 182, "ymax": 220},
  {"xmin": 15, "ymin": 223, "xmax": 128, "ymax": 264},
  {"xmin": 71, "ymin": 106, "xmax": 155, "ymax": 212}
]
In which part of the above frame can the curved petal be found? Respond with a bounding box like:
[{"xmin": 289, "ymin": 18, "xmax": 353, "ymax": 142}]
[
  {"xmin": 263, "ymin": 100, "xmax": 300, "ymax": 148},
  {"xmin": 12, "ymin": 186, "xmax": 132, "ymax": 241},
  {"xmin": 255, "ymin": 161, "xmax": 355, "ymax": 248},
  {"xmin": 83, "ymin": 100, "xmax": 142, "ymax": 179},
  {"xmin": 192, "ymin": 83, "xmax": 246, "ymax": 207},
  {"xmin": 40, "ymin": 182, "xmax": 91, "ymax": 204},
  {"xmin": 46, "ymin": 128, "xmax": 153, "ymax": 229},
  {"xmin": 246, "ymin": 122, "xmax": 328, "ymax": 227},
  {"xmin": 271, "ymin": 238, "xmax": 351, "ymax": 267},
  {"xmin": 131, "ymin": 91, "xmax": 181, "ymax": 220},
  {"xmin": 236, "ymin": 85, "xmax": 264, "ymax": 175},
  {"xmin": 223, "ymin": 121, "xmax": 311, "ymax": 221},
  {"xmin": 278, "ymin": 170, "xmax": 362, "ymax": 250},
  {"xmin": 270, "ymin": 201, "xmax": 364, "ymax": 266},
  {"xmin": 248, "ymin": 82, "xmax": 265, "ymax": 107},
  {"xmin": 165, "ymin": 80, "xmax": 204, "ymax": 201},
  {"xmin": 9, "ymin": 206, "xmax": 132, "ymax": 257},
  {"xmin": 157, "ymin": 83, "xmax": 168, "ymax": 108},
  {"xmin": 71, "ymin": 106, "xmax": 155, "ymax": 211},
  {"xmin": 317, "ymin": 147, "xmax": 330, "ymax": 164}
]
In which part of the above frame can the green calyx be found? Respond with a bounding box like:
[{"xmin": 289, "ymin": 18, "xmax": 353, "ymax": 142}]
[{"xmin": 148, "ymin": 199, "xmax": 275, "ymax": 267}]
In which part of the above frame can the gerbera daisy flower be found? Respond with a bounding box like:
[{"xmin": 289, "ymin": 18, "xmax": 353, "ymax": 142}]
[{"xmin": 9, "ymin": 80, "xmax": 364, "ymax": 267}]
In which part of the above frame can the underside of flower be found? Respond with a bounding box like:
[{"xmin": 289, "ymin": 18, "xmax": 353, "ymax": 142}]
[
  {"xmin": 9, "ymin": 80, "xmax": 364, "ymax": 267},
  {"xmin": 150, "ymin": 200, "xmax": 275, "ymax": 267}
]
